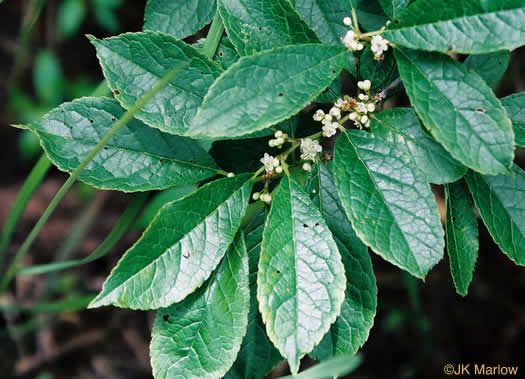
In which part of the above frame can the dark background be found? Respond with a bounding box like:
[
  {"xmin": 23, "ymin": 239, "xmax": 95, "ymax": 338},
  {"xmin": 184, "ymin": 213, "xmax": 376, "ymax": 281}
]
[{"xmin": 1, "ymin": 1, "xmax": 524, "ymax": 378}]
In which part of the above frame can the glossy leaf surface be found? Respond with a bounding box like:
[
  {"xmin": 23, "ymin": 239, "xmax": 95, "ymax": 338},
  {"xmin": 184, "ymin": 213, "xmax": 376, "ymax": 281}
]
[
  {"xmin": 89, "ymin": 174, "xmax": 253, "ymax": 310},
  {"xmin": 371, "ymin": 108, "xmax": 467, "ymax": 184},
  {"xmin": 28, "ymin": 97, "xmax": 218, "ymax": 191},
  {"xmin": 395, "ymin": 48, "xmax": 514, "ymax": 175},
  {"xmin": 150, "ymin": 233, "xmax": 250, "ymax": 379},
  {"xmin": 188, "ymin": 44, "xmax": 349, "ymax": 138},
  {"xmin": 383, "ymin": 0, "xmax": 525, "ymax": 54},
  {"xmin": 333, "ymin": 130, "xmax": 444, "ymax": 278},
  {"xmin": 90, "ymin": 32, "xmax": 223, "ymax": 135},
  {"xmin": 465, "ymin": 165, "xmax": 525, "ymax": 266},
  {"xmin": 445, "ymin": 180, "xmax": 479, "ymax": 296},
  {"xmin": 257, "ymin": 176, "xmax": 346, "ymax": 374}
]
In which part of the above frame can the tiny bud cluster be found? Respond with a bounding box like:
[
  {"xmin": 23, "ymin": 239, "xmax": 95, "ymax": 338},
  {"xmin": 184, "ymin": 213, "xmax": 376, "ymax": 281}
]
[
  {"xmin": 268, "ymin": 130, "xmax": 288, "ymax": 148},
  {"xmin": 252, "ymin": 192, "xmax": 272, "ymax": 203},
  {"xmin": 312, "ymin": 79, "xmax": 378, "ymax": 133},
  {"xmin": 342, "ymin": 30, "xmax": 364, "ymax": 51}
]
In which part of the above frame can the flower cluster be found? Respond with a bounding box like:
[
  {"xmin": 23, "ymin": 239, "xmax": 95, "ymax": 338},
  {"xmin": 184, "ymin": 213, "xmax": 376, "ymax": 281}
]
[
  {"xmin": 300, "ymin": 138, "xmax": 322, "ymax": 171},
  {"xmin": 268, "ymin": 130, "xmax": 288, "ymax": 148},
  {"xmin": 341, "ymin": 16, "xmax": 390, "ymax": 60},
  {"xmin": 260, "ymin": 153, "xmax": 282, "ymax": 174},
  {"xmin": 347, "ymin": 80, "xmax": 376, "ymax": 128},
  {"xmin": 342, "ymin": 30, "xmax": 364, "ymax": 51},
  {"xmin": 314, "ymin": 107, "xmax": 341, "ymax": 138},
  {"xmin": 312, "ymin": 79, "xmax": 378, "ymax": 131},
  {"xmin": 371, "ymin": 35, "xmax": 389, "ymax": 60}
]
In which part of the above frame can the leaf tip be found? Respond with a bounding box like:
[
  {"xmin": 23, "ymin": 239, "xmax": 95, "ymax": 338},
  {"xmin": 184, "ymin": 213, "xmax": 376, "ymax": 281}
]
[
  {"xmin": 85, "ymin": 34, "xmax": 98, "ymax": 43},
  {"xmin": 11, "ymin": 123, "xmax": 30, "ymax": 130}
]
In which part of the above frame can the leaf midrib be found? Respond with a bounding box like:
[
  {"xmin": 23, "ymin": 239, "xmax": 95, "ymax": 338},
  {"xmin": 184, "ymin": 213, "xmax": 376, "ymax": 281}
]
[
  {"xmin": 372, "ymin": 112, "xmax": 459, "ymax": 166},
  {"xmin": 193, "ymin": 45, "xmax": 347, "ymax": 136},
  {"xmin": 342, "ymin": 131, "xmax": 425, "ymax": 277},
  {"xmin": 95, "ymin": 182, "xmax": 247, "ymax": 304},
  {"xmin": 445, "ymin": 185, "xmax": 467, "ymax": 292},
  {"xmin": 94, "ymin": 36, "xmax": 218, "ymax": 101},
  {"xmin": 386, "ymin": 6, "xmax": 525, "ymax": 33},
  {"xmin": 397, "ymin": 48, "xmax": 507, "ymax": 171},
  {"xmin": 35, "ymin": 128, "xmax": 218, "ymax": 173}
]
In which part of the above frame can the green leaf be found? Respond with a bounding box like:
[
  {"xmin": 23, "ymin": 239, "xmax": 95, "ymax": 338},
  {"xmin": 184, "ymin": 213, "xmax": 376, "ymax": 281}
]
[
  {"xmin": 444, "ymin": 180, "xmax": 479, "ymax": 296},
  {"xmin": 218, "ymin": 0, "xmax": 319, "ymax": 56},
  {"xmin": 257, "ymin": 176, "xmax": 346, "ymax": 374},
  {"xmin": 135, "ymin": 185, "xmax": 197, "ymax": 230},
  {"xmin": 333, "ymin": 130, "xmax": 444, "ymax": 279},
  {"xmin": 150, "ymin": 232, "xmax": 250, "ymax": 379},
  {"xmin": 27, "ymin": 97, "xmax": 219, "ymax": 192},
  {"xmin": 89, "ymin": 32, "xmax": 223, "ymax": 135},
  {"xmin": 370, "ymin": 108, "xmax": 467, "ymax": 184},
  {"xmin": 306, "ymin": 164, "xmax": 377, "ymax": 359},
  {"xmin": 195, "ymin": 36, "xmax": 241, "ymax": 71},
  {"xmin": 187, "ymin": 44, "xmax": 349, "ymax": 138},
  {"xmin": 292, "ymin": 0, "xmax": 350, "ymax": 44},
  {"xmin": 351, "ymin": 0, "xmax": 389, "ymax": 32},
  {"xmin": 501, "ymin": 93, "xmax": 525, "ymax": 147},
  {"xmin": 465, "ymin": 165, "xmax": 525, "ymax": 266},
  {"xmin": 89, "ymin": 174, "xmax": 253, "ymax": 310},
  {"xmin": 359, "ymin": 47, "xmax": 398, "ymax": 90},
  {"xmin": 383, "ymin": 0, "xmax": 525, "ymax": 54},
  {"xmin": 314, "ymin": 78, "xmax": 342, "ymax": 104},
  {"xmin": 58, "ymin": 0, "xmax": 87, "ymax": 39},
  {"xmin": 213, "ymin": 37, "xmax": 240, "ymax": 69},
  {"xmin": 378, "ymin": 0, "xmax": 410, "ymax": 20},
  {"xmin": 144, "ymin": 0, "xmax": 216, "ymax": 39},
  {"xmin": 464, "ymin": 50, "xmax": 510, "ymax": 88},
  {"xmin": 225, "ymin": 211, "xmax": 282, "ymax": 379},
  {"xmin": 281, "ymin": 353, "xmax": 362, "ymax": 379},
  {"xmin": 395, "ymin": 48, "xmax": 514, "ymax": 175}
]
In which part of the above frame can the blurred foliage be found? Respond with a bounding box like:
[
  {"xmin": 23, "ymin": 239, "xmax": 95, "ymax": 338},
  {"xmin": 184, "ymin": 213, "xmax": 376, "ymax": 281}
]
[{"xmin": 6, "ymin": 0, "xmax": 123, "ymax": 160}]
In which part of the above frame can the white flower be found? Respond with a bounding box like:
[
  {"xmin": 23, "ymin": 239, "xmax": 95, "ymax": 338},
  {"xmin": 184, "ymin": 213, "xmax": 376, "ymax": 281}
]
[
  {"xmin": 252, "ymin": 192, "xmax": 260, "ymax": 201},
  {"xmin": 322, "ymin": 122, "xmax": 338, "ymax": 137},
  {"xmin": 335, "ymin": 98, "xmax": 345, "ymax": 108},
  {"xmin": 313, "ymin": 109, "xmax": 325, "ymax": 121},
  {"xmin": 260, "ymin": 153, "xmax": 276, "ymax": 172},
  {"xmin": 227, "ymin": 172, "xmax": 235, "ymax": 177},
  {"xmin": 342, "ymin": 31, "xmax": 363, "ymax": 51},
  {"xmin": 349, "ymin": 112, "xmax": 358, "ymax": 121},
  {"xmin": 356, "ymin": 102, "xmax": 368, "ymax": 114},
  {"xmin": 358, "ymin": 80, "xmax": 371, "ymax": 91},
  {"xmin": 371, "ymin": 35, "xmax": 389, "ymax": 57},
  {"xmin": 361, "ymin": 115, "xmax": 369, "ymax": 124},
  {"xmin": 367, "ymin": 103, "xmax": 376, "ymax": 112},
  {"xmin": 329, "ymin": 107, "xmax": 341, "ymax": 120},
  {"xmin": 322, "ymin": 113, "xmax": 333, "ymax": 124},
  {"xmin": 303, "ymin": 162, "xmax": 312, "ymax": 172},
  {"xmin": 343, "ymin": 17, "xmax": 352, "ymax": 26},
  {"xmin": 261, "ymin": 194, "xmax": 272, "ymax": 203},
  {"xmin": 300, "ymin": 138, "xmax": 322, "ymax": 161},
  {"xmin": 275, "ymin": 166, "xmax": 283, "ymax": 174},
  {"xmin": 358, "ymin": 93, "xmax": 369, "ymax": 101},
  {"xmin": 274, "ymin": 130, "xmax": 283, "ymax": 138},
  {"xmin": 342, "ymin": 30, "xmax": 356, "ymax": 46},
  {"xmin": 364, "ymin": 119, "xmax": 371, "ymax": 128}
]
